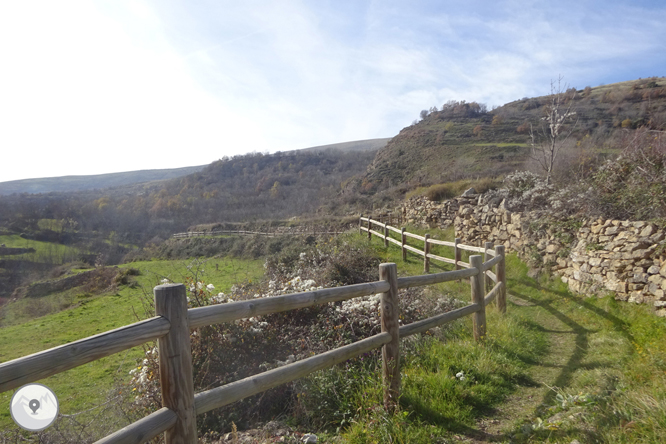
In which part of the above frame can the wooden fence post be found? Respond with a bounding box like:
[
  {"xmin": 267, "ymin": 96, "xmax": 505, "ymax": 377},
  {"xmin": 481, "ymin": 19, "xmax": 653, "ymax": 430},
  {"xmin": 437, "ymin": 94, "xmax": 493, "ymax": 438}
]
[
  {"xmin": 359, "ymin": 215, "xmax": 363, "ymax": 235},
  {"xmin": 484, "ymin": 241, "xmax": 493, "ymax": 290},
  {"xmin": 368, "ymin": 216, "xmax": 372, "ymax": 241},
  {"xmin": 401, "ymin": 228, "xmax": 406, "ymax": 261},
  {"xmin": 384, "ymin": 222, "xmax": 389, "ymax": 248},
  {"xmin": 469, "ymin": 255, "xmax": 486, "ymax": 341},
  {"xmin": 379, "ymin": 263, "xmax": 400, "ymax": 413},
  {"xmin": 496, "ymin": 245, "xmax": 506, "ymax": 314},
  {"xmin": 154, "ymin": 284, "xmax": 197, "ymax": 444},
  {"xmin": 424, "ymin": 234, "xmax": 430, "ymax": 272},
  {"xmin": 454, "ymin": 238, "xmax": 461, "ymax": 271}
]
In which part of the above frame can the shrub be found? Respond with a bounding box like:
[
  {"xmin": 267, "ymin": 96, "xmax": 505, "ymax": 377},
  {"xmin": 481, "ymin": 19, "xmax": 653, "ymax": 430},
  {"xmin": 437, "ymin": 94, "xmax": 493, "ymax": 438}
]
[
  {"xmin": 126, "ymin": 237, "xmax": 452, "ymax": 434},
  {"xmin": 590, "ymin": 128, "xmax": 666, "ymax": 220},
  {"xmin": 424, "ymin": 184, "xmax": 456, "ymax": 201},
  {"xmin": 516, "ymin": 121, "xmax": 530, "ymax": 134}
]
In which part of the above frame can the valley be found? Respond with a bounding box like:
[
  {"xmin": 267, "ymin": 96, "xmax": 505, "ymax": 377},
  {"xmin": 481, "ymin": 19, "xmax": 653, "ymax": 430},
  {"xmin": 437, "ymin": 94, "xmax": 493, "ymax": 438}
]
[{"xmin": 1, "ymin": 77, "xmax": 666, "ymax": 443}]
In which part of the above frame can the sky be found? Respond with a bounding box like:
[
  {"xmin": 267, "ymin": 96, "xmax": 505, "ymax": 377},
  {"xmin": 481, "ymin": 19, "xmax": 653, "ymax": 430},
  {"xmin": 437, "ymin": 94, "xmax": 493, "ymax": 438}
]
[{"xmin": 1, "ymin": 0, "xmax": 665, "ymax": 183}]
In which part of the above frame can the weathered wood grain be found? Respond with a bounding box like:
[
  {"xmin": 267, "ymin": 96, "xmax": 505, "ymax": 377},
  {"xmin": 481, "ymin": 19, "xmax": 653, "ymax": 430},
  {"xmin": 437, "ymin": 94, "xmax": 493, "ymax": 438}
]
[
  {"xmin": 458, "ymin": 244, "xmax": 486, "ymax": 253},
  {"xmin": 470, "ymin": 255, "xmax": 486, "ymax": 340},
  {"xmin": 387, "ymin": 225, "xmax": 402, "ymax": 234},
  {"xmin": 427, "ymin": 239, "xmax": 456, "ymax": 247},
  {"xmin": 387, "ymin": 236, "xmax": 402, "ymax": 247},
  {"xmin": 455, "ymin": 238, "xmax": 461, "ymax": 271},
  {"xmin": 426, "ymin": 253, "xmax": 456, "ymax": 265},
  {"xmin": 496, "ymin": 245, "xmax": 507, "ymax": 314},
  {"xmin": 481, "ymin": 253, "xmax": 503, "ymax": 271},
  {"xmin": 369, "ymin": 229, "xmax": 385, "ymax": 238},
  {"xmin": 403, "ymin": 232, "xmax": 426, "ymax": 241},
  {"xmin": 188, "ymin": 281, "xmax": 390, "ymax": 328},
  {"xmin": 424, "ymin": 234, "xmax": 431, "ymax": 272},
  {"xmin": 155, "ymin": 284, "xmax": 197, "ymax": 444},
  {"xmin": 402, "ymin": 244, "xmax": 423, "ymax": 256},
  {"xmin": 0, "ymin": 316, "xmax": 170, "ymax": 393},
  {"xmin": 397, "ymin": 267, "xmax": 477, "ymax": 289},
  {"xmin": 399, "ymin": 304, "xmax": 480, "ymax": 337},
  {"xmin": 93, "ymin": 407, "xmax": 177, "ymax": 444},
  {"xmin": 379, "ymin": 263, "xmax": 400, "ymax": 412},
  {"xmin": 194, "ymin": 332, "xmax": 392, "ymax": 415},
  {"xmin": 484, "ymin": 242, "xmax": 494, "ymax": 290},
  {"xmin": 484, "ymin": 282, "xmax": 503, "ymax": 307}
]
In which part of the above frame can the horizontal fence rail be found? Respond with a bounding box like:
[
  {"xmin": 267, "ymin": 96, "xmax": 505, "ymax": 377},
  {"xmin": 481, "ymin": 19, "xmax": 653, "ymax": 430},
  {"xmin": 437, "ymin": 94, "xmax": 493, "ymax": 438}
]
[
  {"xmin": 194, "ymin": 332, "xmax": 393, "ymax": 415},
  {"xmin": 0, "ymin": 217, "xmax": 506, "ymax": 444},
  {"xmin": 188, "ymin": 281, "xmax": 390, "ymax": 328},
  {"xmin": 173, "ymin": 229, "xmax": 346, "ymax": 238},
  {"xmin": 0, "ymin": 316, "xmax": 170, "ymax": 393}
]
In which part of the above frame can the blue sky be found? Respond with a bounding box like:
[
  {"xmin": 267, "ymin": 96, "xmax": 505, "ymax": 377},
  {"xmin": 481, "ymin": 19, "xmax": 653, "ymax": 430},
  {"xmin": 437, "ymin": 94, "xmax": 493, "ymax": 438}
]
[{"xmin": 1, "ymin": 0, "xmax": 664, "ymax": 182}]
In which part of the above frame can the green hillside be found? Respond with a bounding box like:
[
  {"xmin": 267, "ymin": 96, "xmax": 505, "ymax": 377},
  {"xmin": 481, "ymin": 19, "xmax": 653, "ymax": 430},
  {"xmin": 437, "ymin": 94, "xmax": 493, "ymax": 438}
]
[{"xmin": 349, "ymin": 77, "xmax": 666, "ymax": 197}]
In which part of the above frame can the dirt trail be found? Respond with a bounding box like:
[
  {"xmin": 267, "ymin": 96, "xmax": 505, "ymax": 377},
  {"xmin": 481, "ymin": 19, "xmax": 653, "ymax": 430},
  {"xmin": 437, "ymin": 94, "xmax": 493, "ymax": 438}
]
[{"xmin": 460, "ymin": 291, "xmax": 584, "ymax": 442}]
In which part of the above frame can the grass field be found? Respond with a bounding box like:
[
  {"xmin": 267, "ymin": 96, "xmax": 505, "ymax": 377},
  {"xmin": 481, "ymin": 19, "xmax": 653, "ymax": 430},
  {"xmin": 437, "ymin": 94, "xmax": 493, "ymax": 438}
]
[
  {"xmin": 3, "ymin": 231, "xmax": 665, "ymax": 443},
  {"xmin": 0, "ymin": 256, "xmax": 264, "ymax": 431},
  {"xmin": 0, "ymin": 234, "xmax": 80, "ymax": 264}
]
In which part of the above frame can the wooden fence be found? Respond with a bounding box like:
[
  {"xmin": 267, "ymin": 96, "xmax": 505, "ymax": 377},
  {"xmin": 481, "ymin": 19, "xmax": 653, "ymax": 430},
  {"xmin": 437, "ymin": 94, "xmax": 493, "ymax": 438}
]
[
  {"xmin": 0, "ymin": 218, "xmax": 505, "ymax": 444},
  {"xmin": 173, "ymin": 229, "xmax": 345, "ymax": 239}
]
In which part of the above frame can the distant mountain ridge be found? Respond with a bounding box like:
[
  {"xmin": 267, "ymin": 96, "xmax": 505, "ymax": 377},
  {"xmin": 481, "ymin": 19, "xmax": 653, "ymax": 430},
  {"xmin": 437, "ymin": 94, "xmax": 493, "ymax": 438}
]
[
  {"xmin": 0, "ymin": 166, "xmax": 206, "ymax": 195},
  {"xmin": 0, "ymin": 138, "xmax": 391, "ymax": 195}
]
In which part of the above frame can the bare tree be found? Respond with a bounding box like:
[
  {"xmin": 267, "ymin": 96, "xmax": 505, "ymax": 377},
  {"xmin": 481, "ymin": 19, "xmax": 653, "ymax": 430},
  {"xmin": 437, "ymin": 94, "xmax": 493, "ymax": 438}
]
[{"xmin": 530, "ymin": 76, "xmax": 578, "ymax": 184}]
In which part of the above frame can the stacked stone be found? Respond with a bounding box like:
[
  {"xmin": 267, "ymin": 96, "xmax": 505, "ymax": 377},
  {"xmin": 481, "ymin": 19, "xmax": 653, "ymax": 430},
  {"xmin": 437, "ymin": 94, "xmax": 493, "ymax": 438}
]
[
  {"xmin": 559, "ymin": 220, "xmax": 665, "ymax": 311},
  {"xmin": 446, "ymin": 196, "xmax": 666, "ymax": 317},
  {"xmin": 401, "ymin": 194, "xmax": 476, "ymax": 229}
]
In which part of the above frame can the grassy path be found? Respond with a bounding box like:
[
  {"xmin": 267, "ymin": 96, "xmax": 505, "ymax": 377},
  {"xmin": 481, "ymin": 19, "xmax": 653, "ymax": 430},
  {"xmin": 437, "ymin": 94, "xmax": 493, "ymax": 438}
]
[
  {"xmin": 462, "ymin": 256, "xmax": 666, "ymax": 443},
  {"xmin": 342, "ymin": 232, "xmax": 666, "ymax": 443},
  {"xmin": 472, "ymin": 291, "xmax": 588, "ymax": 441}
]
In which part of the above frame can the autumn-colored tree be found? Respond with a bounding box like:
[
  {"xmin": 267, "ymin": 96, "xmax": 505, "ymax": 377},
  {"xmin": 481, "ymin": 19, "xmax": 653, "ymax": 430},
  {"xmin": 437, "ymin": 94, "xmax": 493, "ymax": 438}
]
[
  {"xmin": 473, "ymin": 125, "xmax": 483, "ymax": 137},
  {"xmin": 516, "ymin": 121, "xmax": 530, "ymax": 134},
  {"xmin": 270, "ymin": 181, "xmax": 281, "ymax": 199}
]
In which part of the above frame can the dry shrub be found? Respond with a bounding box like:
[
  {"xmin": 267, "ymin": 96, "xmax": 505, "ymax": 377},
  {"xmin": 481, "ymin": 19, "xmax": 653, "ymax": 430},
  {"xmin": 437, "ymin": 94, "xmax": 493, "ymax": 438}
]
[
  {"xmin": 125, "ymin": 237, "xmax": 457, "ymax": 435},
  {"xmin": 590, "ymin": 128, "xmax": 666, "ymax": 220}
]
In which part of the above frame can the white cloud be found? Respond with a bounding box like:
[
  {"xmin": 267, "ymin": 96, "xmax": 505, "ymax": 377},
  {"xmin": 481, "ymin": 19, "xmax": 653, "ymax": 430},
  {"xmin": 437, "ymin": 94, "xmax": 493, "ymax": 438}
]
[{"xmin": 0, "ymin": 0, "xmax": 664, "ymax": 183}]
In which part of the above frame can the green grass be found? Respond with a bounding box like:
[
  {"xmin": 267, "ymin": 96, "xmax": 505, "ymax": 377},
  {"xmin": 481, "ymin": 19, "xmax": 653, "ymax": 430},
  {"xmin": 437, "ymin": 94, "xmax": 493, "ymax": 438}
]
[
  {"xmin": 473, "ymin": 142, "xmax": 530, "ymax": 147},
  {"xmin": 329, "ymin": 233, "xmax": 666, "ymax": 443},
  {"xmin": 0, "ymin": 234, "xmax": 80, "ymax": 263},
  {"xmin": 0, "ymin": 257, "xmax": 264, "ymax": 431}
]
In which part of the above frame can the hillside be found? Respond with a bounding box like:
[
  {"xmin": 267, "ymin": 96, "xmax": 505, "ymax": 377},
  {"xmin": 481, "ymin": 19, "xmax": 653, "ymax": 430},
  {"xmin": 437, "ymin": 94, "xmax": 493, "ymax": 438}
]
[
  {"xmin": 0, "ymin": 165, "xmax": 206, "ymax": 196},
  {"xmin": 297, "ymin": 138, "xmax": 391, "ymax": 154},
  {"xmin": 349, "ymin": 77, "xmax": 666, "ymax": 196},
  {"xmin": 0, "ymin": 147, "xmax": 379, "ymax": 246},
  {"xmin": 1, "ymin": 78, "xmax": 665, "ymax": 249},
  {"xmin": 0, "ymin": 139, "xmax": 389, "ymax": 196}
]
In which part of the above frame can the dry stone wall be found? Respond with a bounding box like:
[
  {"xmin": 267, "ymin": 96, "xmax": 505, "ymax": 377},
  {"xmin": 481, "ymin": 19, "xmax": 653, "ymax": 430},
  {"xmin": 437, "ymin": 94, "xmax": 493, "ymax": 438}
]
[
  {"xmin": 401, "ymin": 194, "xmax": 666, "ymax": 317},
  {"xmin": 400, "ymin": 193, "xmax": 479, "ymax": 229}
]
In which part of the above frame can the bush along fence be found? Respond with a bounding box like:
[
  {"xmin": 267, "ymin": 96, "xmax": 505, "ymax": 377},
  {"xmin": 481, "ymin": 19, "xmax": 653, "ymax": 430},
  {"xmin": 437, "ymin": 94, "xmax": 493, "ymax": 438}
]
[{"xmin": 0, "ymin": 222, "xmax": 505, "ymax": 444}]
